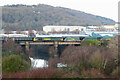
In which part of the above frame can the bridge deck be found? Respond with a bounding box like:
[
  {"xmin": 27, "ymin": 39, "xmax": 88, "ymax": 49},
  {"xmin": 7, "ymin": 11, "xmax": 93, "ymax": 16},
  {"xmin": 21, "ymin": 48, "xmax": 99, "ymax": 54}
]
[{"xmin": 20, "ymin": 41, "xmax": 81, "ymax": 45}]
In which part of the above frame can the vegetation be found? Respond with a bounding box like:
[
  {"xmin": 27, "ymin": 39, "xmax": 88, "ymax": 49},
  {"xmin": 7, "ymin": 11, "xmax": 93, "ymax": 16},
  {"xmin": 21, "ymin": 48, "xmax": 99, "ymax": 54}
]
[
  {"xmin": 2, "ymin": 36, "xmax": 119, "ymax": 78},
  {"xmin": 2, "ymin": 54, "xmax": 31, "ymax": 73},
  {"xmin": 2, "ymin": 68, "xmax": 62, "ymax": 78},
  {"xmin": 2, "ymin": 39, "xmax": 23, "ymax": 56},
  {"xmin": 81, "ymin": 39, "xmax": 101, "ymax": 46},
  {"xmin": 48, "ymin": 36, "xmax": 119, "ymax": 78},
  {"xmin": 2, "ymin": 4, "xmax": 115, "ymax": 31},
  {"xmin": 2, "ymin": 39, "xmax": 31, "ymax": 73}
]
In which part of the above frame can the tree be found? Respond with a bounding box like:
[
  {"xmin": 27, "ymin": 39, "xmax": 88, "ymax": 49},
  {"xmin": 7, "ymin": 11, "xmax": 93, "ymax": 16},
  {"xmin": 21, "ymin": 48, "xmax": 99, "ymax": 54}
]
[
  {"xmin": 3, "ymin": 39, "xmax": 23, "ymax": 56},
  {"xmin": 59, "ymin": 46, "xmax": 97, "ymax": 73},
  {"xmin": 28, "ymin": 29, "xmax": 34, "ymax": 36},
  {"xmin": 2, "ymin": 54, "xmax": 31, "ymax": 73}
]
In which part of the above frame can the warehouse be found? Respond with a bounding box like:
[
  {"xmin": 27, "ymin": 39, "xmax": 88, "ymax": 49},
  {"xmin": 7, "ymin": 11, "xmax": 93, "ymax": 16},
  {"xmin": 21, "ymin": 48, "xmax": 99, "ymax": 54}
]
[
  {"xmin": 103, "ymin": 25, "xmax": 117, "ymax": 32},
  {"xmin": 43, "ymin": 26, "xmax": 86, "ymax": 33}
]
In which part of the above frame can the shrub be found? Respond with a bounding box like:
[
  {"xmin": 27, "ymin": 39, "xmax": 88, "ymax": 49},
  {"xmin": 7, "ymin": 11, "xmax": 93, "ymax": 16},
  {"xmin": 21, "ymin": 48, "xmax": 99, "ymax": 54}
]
[
  {"xmin": 101, "ymin": 40, "xmax": 109, "ymax": 47},
  {"xmin": 60, "ymin": 44, "xmax": 118, "ymax": 76},
  {"xmin": 89, "ymin": 50, "xmax": 104, "ymax": 70},
  {"xmin": 62, "ymin": 72, "xmax": 80, "ymax": 78},
  {"xmin": 48, "ymin": 57, "xmax": 59, "ymax": 68},
  {"xmin": 2, "ymin": 39, "xmax": 23, "ymax": 56},
  {"xmin": 82, "ymin": 69, "xmax": 105, "ymax": 78},
  {"xmin": 2, "ymin": 68, "xmax": 62, "ymax": 78},
  {"xmin": 2, "ymin": 54, "xmax": 31, "ymax": 73},
  {"xmin": 112, "ymin": 67, "xmax": 119, "ymax": 78},
  {"xmin": 60, "ymin": 46, "xmax": 97, "ymax": 73},
  {"xmin": 81, "ymin": 40, "xmax": 101, "ymax": 46}
]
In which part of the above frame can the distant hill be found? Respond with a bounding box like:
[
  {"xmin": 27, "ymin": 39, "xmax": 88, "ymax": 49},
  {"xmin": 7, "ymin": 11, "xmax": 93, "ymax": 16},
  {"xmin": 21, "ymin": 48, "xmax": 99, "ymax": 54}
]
[{"xmin": 2, "ymin": 4, "xmax": 116, "ymax": 31}]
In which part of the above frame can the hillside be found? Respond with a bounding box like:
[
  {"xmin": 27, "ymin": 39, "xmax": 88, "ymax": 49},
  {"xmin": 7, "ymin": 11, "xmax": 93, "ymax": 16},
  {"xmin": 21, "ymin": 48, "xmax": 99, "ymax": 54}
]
[{"xmin": 2, "ymin": 4, "xmax": 116, "ymax": 30}]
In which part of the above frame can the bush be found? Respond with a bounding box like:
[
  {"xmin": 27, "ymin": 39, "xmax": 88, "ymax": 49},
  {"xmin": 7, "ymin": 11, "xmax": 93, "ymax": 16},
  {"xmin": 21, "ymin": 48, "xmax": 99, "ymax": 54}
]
[
  {"xmin": 101, "ymin": 40, "xmax": 108, "ymax": 47},
  {"xmin": 2, "ymin": 54, "xmax": 31, "ymax": 73},
  {"xmin": 112, "ymin": 67, "xmax": 119, "ymax": 78},
  {"xmin": 2, "ymin": 39, "xmax": 23, "ymax": 56},
  {"xmin": 60, "ymin": 46, "xmax": 97, "ymax": 73},
  {"xmin": 89, "ymin": 50, "xmax": 104, "ymax": 70},
  {"xmin": 2, "ymin": 68, "xmax": 62, "ymax": 78},
  {"xmin": 82, "ymin": 69, "xmax": 105, "ymax": 78},
  {"xmin": 62, "ymin": 72, "xmax": 80, "ymax": 78},
  {"xmin": 59, "ymin": 44, "xmax": 118, "ymax": 76},
  {"xmin": 81, "ymin": 40, "xmax": 101, "ymax": 46},
  {"xmin": 48, "ymin": 57, "xmax": 59, "ymax": 68}
]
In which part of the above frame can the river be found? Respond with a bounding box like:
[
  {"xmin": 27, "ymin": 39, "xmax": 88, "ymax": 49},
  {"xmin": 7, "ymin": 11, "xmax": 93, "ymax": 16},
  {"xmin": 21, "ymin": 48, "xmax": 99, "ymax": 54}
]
[
  {"xmin": 29, "ymin": 57, "xmax": 48, "ymax": 68},
  {"xmin": 29, "ymin": 57, "xmax": 67, "ymax": 68}
]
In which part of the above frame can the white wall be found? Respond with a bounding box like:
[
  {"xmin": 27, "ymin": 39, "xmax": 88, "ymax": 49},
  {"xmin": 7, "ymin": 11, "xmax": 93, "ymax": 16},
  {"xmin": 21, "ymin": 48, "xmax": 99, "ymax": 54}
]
[{"xmin": 43, "ymin": 26, "xmax": 86, "ymax": 33}]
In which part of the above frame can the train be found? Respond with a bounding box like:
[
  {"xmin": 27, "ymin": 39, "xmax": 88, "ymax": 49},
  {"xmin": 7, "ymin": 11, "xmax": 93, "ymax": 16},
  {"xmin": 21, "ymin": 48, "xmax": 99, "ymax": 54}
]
[
  {"xmin": 0, "ymin": 32, "xmax": 118, "ymax": 41},
  {"xmin": 33, "ymin": 32, "xmax": 118, "ymax": 41},
  {"xmin": 33, "ymin": 34, "xmax": 89, "ymax": 41}
]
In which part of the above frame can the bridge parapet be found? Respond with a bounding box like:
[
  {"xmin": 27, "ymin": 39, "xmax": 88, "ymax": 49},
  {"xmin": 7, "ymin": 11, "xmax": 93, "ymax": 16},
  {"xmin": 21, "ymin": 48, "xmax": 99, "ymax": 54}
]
[{"xmin": 19, "ymin": 41, "xmax": 81, "ymax": 45}]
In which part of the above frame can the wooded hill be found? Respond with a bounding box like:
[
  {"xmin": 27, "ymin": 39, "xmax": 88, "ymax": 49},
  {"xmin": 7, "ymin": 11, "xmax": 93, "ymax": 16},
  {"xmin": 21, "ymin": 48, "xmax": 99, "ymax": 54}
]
[{"xmin": 2, "ymin": 4, "xmax": 116, "ymax": 30}]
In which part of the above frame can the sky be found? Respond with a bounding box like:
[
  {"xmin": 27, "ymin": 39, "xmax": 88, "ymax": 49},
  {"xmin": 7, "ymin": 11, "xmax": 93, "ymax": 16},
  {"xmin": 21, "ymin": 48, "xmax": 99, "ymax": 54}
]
[{"xmin": 0, "ymin": 0, "xmax": 119, "ymax": 22}]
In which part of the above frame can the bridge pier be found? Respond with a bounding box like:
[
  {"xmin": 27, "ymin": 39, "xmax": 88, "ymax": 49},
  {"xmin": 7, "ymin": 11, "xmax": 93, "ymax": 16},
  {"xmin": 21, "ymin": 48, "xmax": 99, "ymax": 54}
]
[
  {"xmin": 49, "ymin": 41, "xmax": 59, "ymax": 58},
  {"xmin": 25, "ymin": 41, "xmax": 30, "ymax": 53},
  {"xmin": 19, "ymin": 41, "xmax": 81, "ymax": 56},
  {"xmin": 54, "ymin": 41, "xmax": 58, "ymax": 58},
  {"xmin": 49, "ymin": 45, "xmax": 54, "ymax": 57}
]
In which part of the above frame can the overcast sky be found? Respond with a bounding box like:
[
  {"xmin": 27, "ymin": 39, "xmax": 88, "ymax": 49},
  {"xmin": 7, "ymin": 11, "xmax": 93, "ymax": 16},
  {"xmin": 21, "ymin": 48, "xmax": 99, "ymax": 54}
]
[{"xmin": 0, "ymin": 0, "xmax": 119, "ymax": 22}]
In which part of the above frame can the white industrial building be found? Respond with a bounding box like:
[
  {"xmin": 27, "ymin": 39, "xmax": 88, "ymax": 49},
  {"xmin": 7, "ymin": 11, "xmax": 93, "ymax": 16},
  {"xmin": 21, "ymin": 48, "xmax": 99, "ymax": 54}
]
[
  {"xmin": 0, "ymin": 34, "xmax": 28, "ymax": 37},
  {"xmin": 86, "ymin": 26, "xmax": 101, "ymax": 31},
  {"xmin": 43, "ymin": 26, "xmax": 86, "ymax": 33},
  {"xmin": 103, "ymin": 25, "xmax": 117, "ymax": 32},
  {"xmin": 86, "ymin": 25, "xmax": 118, "ymax": 32},
  {"xmin": 10, "ymin": 30, "xmax": 38, "ymax": 35}
]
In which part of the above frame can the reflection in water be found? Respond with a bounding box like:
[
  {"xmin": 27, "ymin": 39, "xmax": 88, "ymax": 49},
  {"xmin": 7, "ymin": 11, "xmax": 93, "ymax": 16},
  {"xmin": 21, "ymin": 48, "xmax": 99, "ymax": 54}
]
[{"xmin": 29, "ymin": 57, "xmax": 48, "ymax": 68}]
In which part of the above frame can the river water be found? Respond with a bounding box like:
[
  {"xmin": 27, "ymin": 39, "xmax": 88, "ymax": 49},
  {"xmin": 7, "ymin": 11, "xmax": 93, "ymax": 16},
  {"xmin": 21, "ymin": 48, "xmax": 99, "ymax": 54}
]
[
  {"xmin": 29, "ymin": 57, "xmax": 48, "ymax": 68},
  {"xmin": 29, "ymin": 57, "xmax": 67, "ymax": 68}
]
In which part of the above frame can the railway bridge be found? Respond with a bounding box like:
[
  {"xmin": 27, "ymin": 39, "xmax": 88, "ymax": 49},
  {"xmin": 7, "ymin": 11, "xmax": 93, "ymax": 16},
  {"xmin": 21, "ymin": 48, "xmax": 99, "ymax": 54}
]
[
  {"xmin": 20, "ymin": 41, "xmax": 81, "ymax": 58},
  {"xmin": 1, "ymin": 37, "xmax": 81, "ymax": 58}
]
